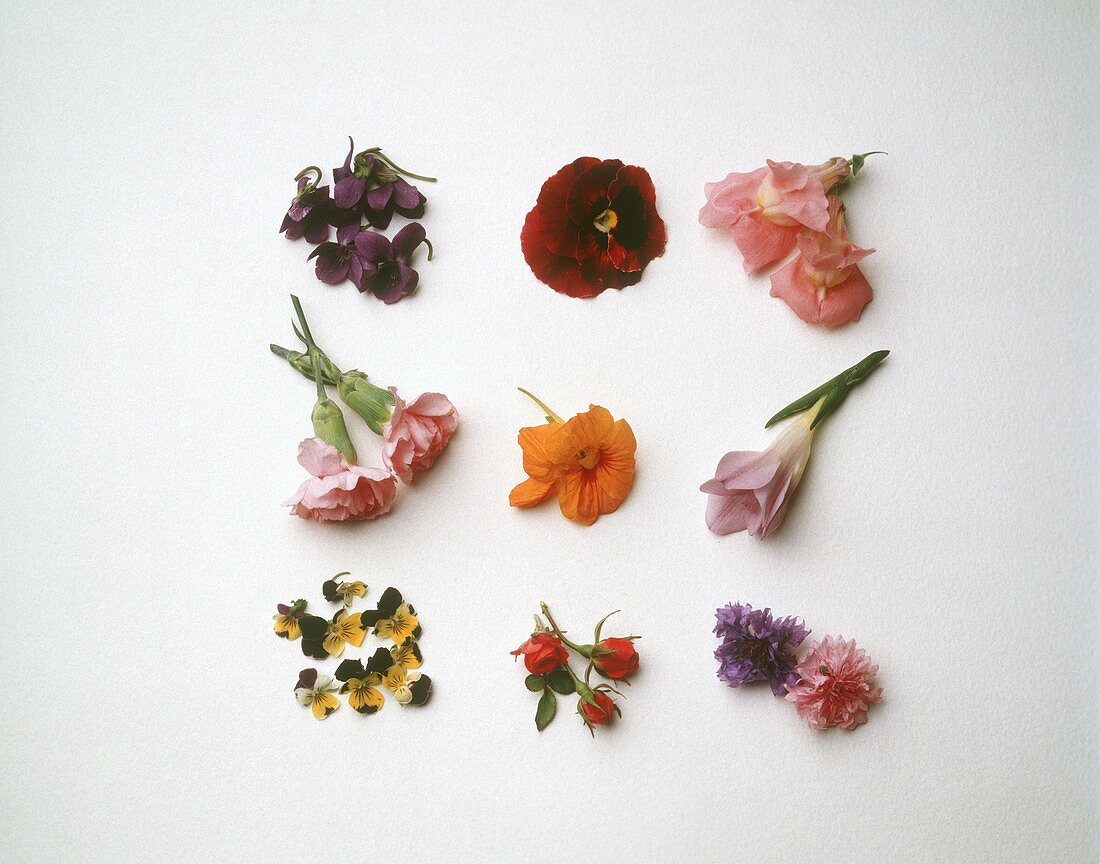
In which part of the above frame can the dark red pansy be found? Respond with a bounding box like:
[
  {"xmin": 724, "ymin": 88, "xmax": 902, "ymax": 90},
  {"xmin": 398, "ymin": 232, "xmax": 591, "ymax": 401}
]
[{"xmin": 521, "ymin": 157, "xmax": 666, "ymax": 298}]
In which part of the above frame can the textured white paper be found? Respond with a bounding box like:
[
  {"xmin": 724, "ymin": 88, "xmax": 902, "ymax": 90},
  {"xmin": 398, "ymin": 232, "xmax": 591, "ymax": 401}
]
[{"xmin": 0, "ymin": 1, "xmax": 1096, "ymax": 861}]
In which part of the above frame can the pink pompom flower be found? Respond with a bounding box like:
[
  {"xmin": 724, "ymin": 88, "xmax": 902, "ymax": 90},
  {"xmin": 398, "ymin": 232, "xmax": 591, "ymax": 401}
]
[
  {"xmin": 769, "ymin": 195, "xmax": 874, "ymax": 328},
  {"xmin": 285, "ymin": 437, "xmax": 397, "ymax": 523},
  {"xmin": 382, "ymin": 389, "xmax": 459, "ymax": 483},
  {"xmin": 699, "ymin": 157, "xmax": 850, "ymax": 274},
  {"xmin": 785, "ymin": 635, "xmax": 883, "ymax": 730},
  {"xmin": 700, "ymin": 406, "xmax": 817, "ymax": 538}
]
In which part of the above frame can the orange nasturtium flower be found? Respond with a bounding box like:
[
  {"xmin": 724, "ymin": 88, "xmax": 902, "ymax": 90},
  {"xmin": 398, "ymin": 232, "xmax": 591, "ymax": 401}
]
[{"xmin": 509, "ymin": 389, "xmax": 636, "ymax": 525}]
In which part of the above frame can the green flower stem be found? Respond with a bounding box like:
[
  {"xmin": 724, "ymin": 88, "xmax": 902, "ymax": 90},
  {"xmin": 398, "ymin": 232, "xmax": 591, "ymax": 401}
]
[
  {"xmin": 765, "ymin": 350, "xmax": 889, "ymax": 431},
  {"xmin": 292, "ymin": 166, "xmax": 323, "ymax": 192},
  {"xmin": 374, "ymin": 150, "xmax": 437, "ymax": 183},
  {"xmin": 269, "ymin": 344, "xmax": 342, "ymax": 386},
  {"xmin": 562, "ymin": 662, "xmax": 600, "ymax": 709},
  {"xmin": 291, "ymin": 295, "xmax": 316, "ymax": 350},
  {"xmin": 539, "ymin": 602, "xmax": 590, "ymax": 655},
  {"xmin": 520, "ymin": 390, "xmax": 565, "ymax": 424}
]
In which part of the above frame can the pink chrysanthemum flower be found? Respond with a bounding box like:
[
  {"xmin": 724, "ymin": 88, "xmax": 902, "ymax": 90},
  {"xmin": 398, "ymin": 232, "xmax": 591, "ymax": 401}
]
[{"xmin": 785, "ymin": 635, "xmax": 882, "ymax": 730}]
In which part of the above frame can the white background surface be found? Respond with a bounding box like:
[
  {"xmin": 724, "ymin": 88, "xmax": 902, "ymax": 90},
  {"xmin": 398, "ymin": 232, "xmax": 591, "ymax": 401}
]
[{"xmin": 1, "ymin": 2, "xmax": 1096, "ymax": 861}]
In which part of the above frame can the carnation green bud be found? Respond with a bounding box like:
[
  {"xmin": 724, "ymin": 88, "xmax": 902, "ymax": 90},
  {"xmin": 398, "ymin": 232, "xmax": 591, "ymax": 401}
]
[
  {"xmin": 337, "ymin": 371, "xmax": 395, "ymax": 435},
  {"xmin": 312, "ymin": 395, "xmax": 357, "ymax": 464}
]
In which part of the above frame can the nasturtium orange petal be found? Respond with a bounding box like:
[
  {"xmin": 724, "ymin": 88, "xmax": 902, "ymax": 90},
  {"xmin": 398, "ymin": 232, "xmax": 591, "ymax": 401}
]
[{"xmin": 510, "ymin": 476, "xmax": 558, "ymax": 508}]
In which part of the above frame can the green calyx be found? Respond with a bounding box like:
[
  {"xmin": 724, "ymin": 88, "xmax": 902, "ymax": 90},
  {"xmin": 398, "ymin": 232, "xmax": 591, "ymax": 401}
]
[
  {"xmin": 765, "ymin": 350, "xmax": 890, "ymax": 431},
  {"xmin": 271, "ymin": 343, "xmax": 341, "ymax": 386},
  {"xmin": 338, "ymin": 371, "xmax": 395, "ymax": 435},
  {"xmin": 312, "ymin": 397, "xmax": 357, "ymax": 464},
  {"xmin": 850, "ymin": 151, "xmax": 887, "ymax": 177}
]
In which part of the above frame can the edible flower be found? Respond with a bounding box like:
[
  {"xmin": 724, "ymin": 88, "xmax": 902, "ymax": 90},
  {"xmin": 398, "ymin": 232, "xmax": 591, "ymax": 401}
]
[
  {"xmin": 713, "ymin": 602, "xmax": 809, "ymax": 694},
  {"xmin": 701, "ymin": 351, "xmax": 888, "ymax": 539},
  {"xmin": 273, "ymin": 599, "xmax": 307, "ymax": 640},
  {"xmin": 785, "ymin": 635, "xmax": 883, "ymax": 730},
  {"xmin": 769, "ymin": 195, "xmax": 874, "ymax": 328},
  {"xmin": 361, "ymin": 587, "xmax": 422, "ymax": 645},
  {"xmin": 298, "ymin": 609, "xmax": 366, "ymax": 660},
  {"xmin": 322, "ymin": 573, "xmax": 367, "ymax": 608},
  {"xmin": 382, "ymin": 389, "xmax": 459, "ymax": 483},
  {"xmin": 509, "ymin": 390, "xmax": 636, "ymax": 525},
  {"xmin": 294, "ymin": 668, "xmax": 340, "ymax": 720},
  {"xmin": 699, "ymin": 157, "xmax": 850, "ymax": 273},
  {"xmin": 521, "ymin": 157, "xmax": 666, "ymax": 298}
]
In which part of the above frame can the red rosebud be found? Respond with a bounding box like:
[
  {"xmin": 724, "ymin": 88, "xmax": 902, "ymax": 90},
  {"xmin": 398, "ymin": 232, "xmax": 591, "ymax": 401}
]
[
  {"xmin": 521, "ymin": 157, "xmax": 666, "ymax": 299},
  {"xmin": 580, "ymin": 690, "xmax": 616, "ymax": 726},
  {"xmin": 591, "ymin": 637, "xmax": 639, "ymax": 679},
  {"xmin": 510, "ymin": 633, "xmax": 569, "ymax": 675}
]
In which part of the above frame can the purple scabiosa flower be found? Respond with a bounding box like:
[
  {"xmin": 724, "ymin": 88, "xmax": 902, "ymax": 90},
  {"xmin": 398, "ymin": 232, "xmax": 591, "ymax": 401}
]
[
  {"xmin": 714, "ymin": 602, "xmax": 809, "ymax": 695},
  {"xmin": 332, "ymin": 138, "xmax": 433, "ymax": 229},
  {"xmin": 280, "ymin": 169, "xmax": 334, "ymax": 243},
  {"xmin": 353, "ymin": 222, "xmax": 432, "ymax": 304},
  {"xmin": 308, "ymin": 223, "xmax": 365, "ymax": 286}
]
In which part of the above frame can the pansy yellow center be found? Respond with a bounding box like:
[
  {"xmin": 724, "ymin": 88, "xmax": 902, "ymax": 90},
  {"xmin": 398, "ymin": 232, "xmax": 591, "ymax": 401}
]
[
  {"xmin": 575, "ymin": 448, "xmax": 600, "ymax": 470},
  {"xmin": 593, "ymin": 208, "xmax": 618, "ymax": 233}
]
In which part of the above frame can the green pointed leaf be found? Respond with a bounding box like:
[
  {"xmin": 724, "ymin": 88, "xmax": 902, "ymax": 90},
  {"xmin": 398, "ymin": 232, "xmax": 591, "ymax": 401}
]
[
  {"xmin": 546, "ymin": 669, "xmax": 575, "ymax": 695},
  {"xmin": 535, "ymin": 688, "xmax": 556, "ymax": 731},
  {"xmin": 525, "ymin": 674, "xmax": 545, "ymax": 692}
]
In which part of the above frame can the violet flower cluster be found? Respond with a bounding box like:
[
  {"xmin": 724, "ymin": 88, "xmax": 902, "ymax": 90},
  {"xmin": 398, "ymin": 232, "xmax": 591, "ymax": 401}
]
[
  {"xmin": 714, "ymin": 603, "xmax": 808, "ymax": 695},
  {"xmin": 280, "ymin": 139, "xmax": 436, "ymax": 304},
  {"xmin": 714, "ymin": 602, "xmax": 883, "ymax": 731}
]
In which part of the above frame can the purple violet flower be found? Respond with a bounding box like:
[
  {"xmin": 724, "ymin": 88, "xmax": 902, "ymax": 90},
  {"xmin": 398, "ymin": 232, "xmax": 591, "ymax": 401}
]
[
  {"xmin": 353, "ymin": 222, "xmax": 431, "ymax": 304},
  {"xmin": 280, "ymin": 172, "xmax": 334, "ymax": 243},
  {"xmin": 332, "ymin": 138, "xmax": 432, "ymax": 229},
  {"xmin": 308, "ymin": 223, "xmax": 363, "ymax": 286},
  {"xmin": 714, "ymin": 603, "xmax": 809, "ymax": 695}
]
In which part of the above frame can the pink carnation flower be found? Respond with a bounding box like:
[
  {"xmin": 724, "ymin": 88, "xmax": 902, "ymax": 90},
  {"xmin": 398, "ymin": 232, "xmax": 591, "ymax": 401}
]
[
  {"xmin": 284, "ymin": 437, "xmax": 397, "ymax": 522},
  {"xmin": 769, "ymin": 195, "xmax": 874, "ymax": 328},
  {"xmin": 700, "ymin": 407, "xmax": 816, "ymax": 538},
  {"xmin": 699, "ymin": 158, "xmax": 849, "ymax": 274},
  {"xmin": 382, "ymin": 389, "xmax": 459, "ymax": 483},
  {"xmin": 785, "ymin": 635, "xmax": 883, "ymax": 730}
]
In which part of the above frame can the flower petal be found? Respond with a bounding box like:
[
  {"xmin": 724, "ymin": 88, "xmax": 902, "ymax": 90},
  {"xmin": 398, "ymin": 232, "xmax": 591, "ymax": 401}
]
[
  {"xmin": 730, "ymin": 213, "xmax": 800, "ymax": 275},
  {"xmin": 705, "ymin": 489, "xmax": 761, "ymax": 535},
  {"xmin": 392, "ymin": 222, "xmax": 426, "ymax": 261}
]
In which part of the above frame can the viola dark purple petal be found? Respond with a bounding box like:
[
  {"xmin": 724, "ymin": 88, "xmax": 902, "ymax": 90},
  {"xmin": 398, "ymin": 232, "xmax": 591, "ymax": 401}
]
[
  {"xmin": 334, "ymin": 175, "xmax": 367, "ymax": 210},
  {"xmin": 367, "ymin": 184, "xmax": 394, "ymax": 212},
  {"xmin": 392, "ymin": 221, "xmax": 426, "ymax": 260},
  {"xmin": 354, "ymin": 230, "xmax": 393, "ymax": 263},
  {"xmin": 392, "ymin": 177, "xmax": 421, "ymax": 210},
  {"xmin": 714, "ymin": 602, "xmax": 809, "ymax": 696}
]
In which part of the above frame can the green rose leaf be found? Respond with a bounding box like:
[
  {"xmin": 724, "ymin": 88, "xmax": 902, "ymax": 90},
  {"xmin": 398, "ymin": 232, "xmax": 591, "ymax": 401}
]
[
  {"xmin": 535, "ymin": 688, "xmax": 557, "ymax": 731},
  {"xmin": 546, "ymin": 669, "xmax": 575, "ymax": 695},
  {"xmin": 525, "ymin": 674, "xmax": 545, "ymax": 692}
]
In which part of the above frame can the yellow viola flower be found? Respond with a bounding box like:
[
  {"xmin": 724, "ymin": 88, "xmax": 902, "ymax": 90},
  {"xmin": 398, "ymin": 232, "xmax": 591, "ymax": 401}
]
[
  {"xmin": 323, "ymin": 610, "xmax": 366, "ymax": 658},
  {"xmin": 382, "ymin": 665, "xmax": 432, "ymax": 706},
  {"xmin": 273, "ymin": 599, "xmax": 307, "ymax": 640},
  {"xmin": 363, "ymin": 588, "xmax": 422, "ymax": 645},
  {"xmin": 343, "ymin": 673, "xmax": 385, "ymax": 714},
  {"xmin": 322, "ymin": 573, "xmax": 367, "ymax": 608},
  {"xmin": 294, "ymin": 669, "xmax": 340, "ymax": 720},
  {"xmin": 390, "ymin": 641, "xmax": 423, "ymax": 671},
  {"xmin": 299, "ymin": 610, "xmax": 366, "ymax": 660}
]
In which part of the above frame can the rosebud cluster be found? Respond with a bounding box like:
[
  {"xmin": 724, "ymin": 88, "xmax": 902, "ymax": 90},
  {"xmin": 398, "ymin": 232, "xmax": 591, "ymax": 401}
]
[
  {"xmin": 280, "ymin": 138, "xmax": 437, "ymax": 305},
  {"xmin": 274, "ymin": 296, "xmax": 458, "ymax": 523},
  {"xmin": 511, "ymin": 603, "xmax": 640, "ymax": 735}
]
